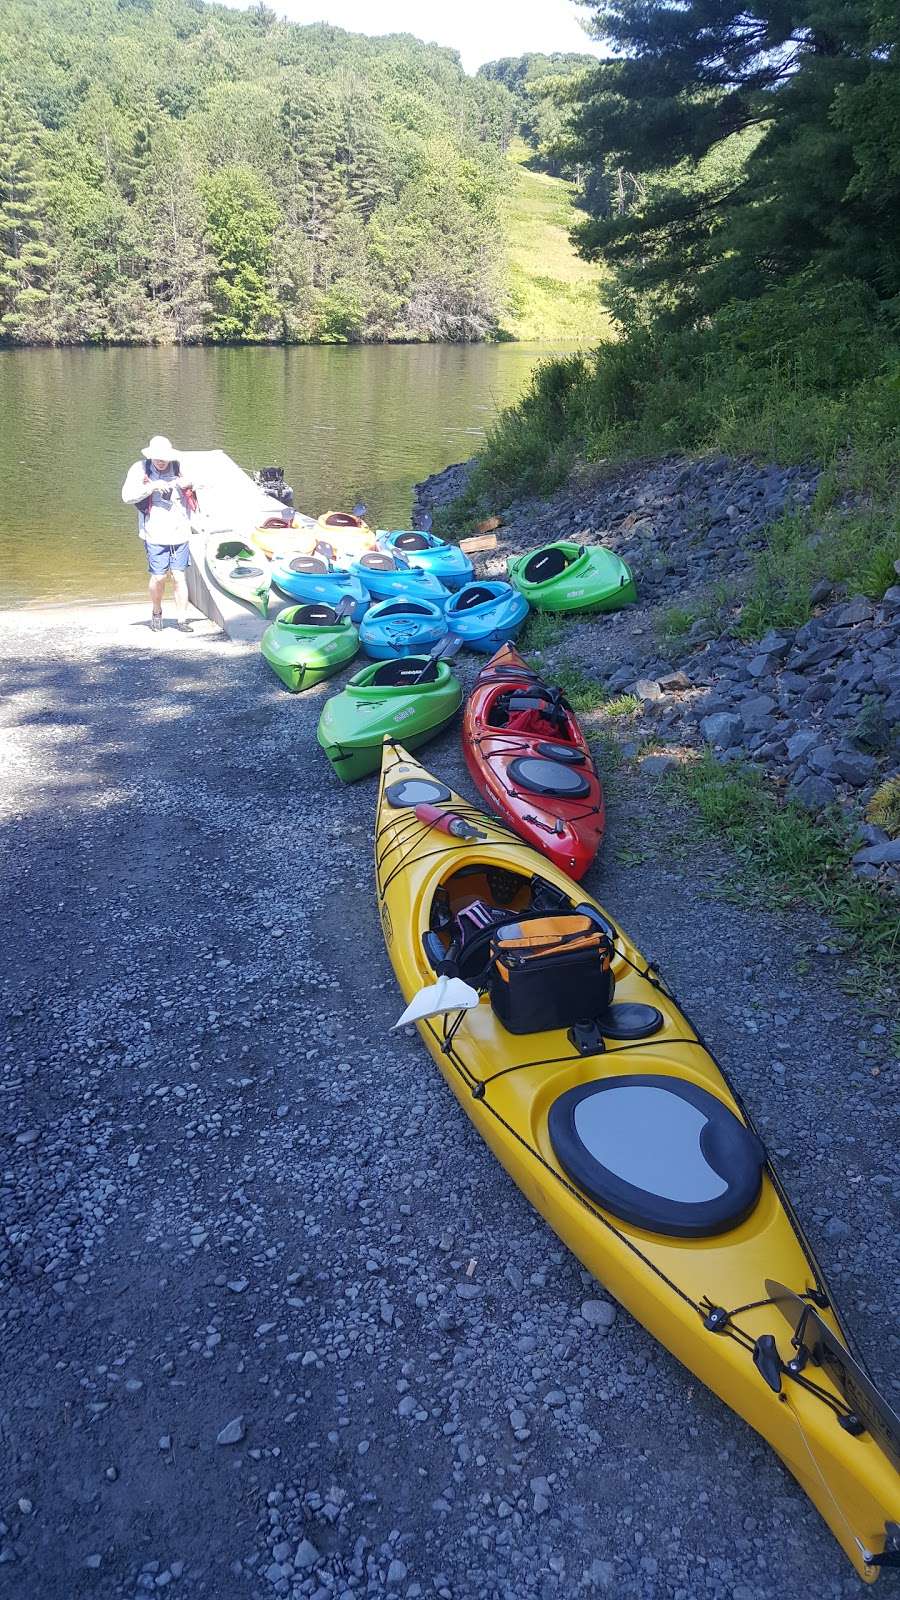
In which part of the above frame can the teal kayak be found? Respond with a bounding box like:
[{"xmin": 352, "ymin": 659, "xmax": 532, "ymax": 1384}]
[{"xmin": 508, "ymin": 541, "xmax": 637, "ymax": 613}]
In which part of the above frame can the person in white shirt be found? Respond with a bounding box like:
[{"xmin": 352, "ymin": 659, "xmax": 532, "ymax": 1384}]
[{"xmin": 122, "ymin": 435, "xmax": 197, "ymax": 633}]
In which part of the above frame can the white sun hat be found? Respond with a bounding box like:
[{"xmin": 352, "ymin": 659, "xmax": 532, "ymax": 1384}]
[{"xmin": 142, "ymin": 434, "xmax": 179, "ymax": 461}]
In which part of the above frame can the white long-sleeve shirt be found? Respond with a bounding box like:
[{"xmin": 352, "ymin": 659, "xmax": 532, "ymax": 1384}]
[{"xmin": 122, "ymin": 460, "xmax": 195, "ymax": 543}]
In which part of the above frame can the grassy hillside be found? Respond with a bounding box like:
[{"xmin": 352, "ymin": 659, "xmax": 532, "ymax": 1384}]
[{"xmin": 498, "ymin": 140, "xmax": 612, "ymax": 344}]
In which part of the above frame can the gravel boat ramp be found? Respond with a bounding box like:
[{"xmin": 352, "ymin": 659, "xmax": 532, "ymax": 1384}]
[{"xmin": 1, "ymin": 599, "xmax": 897, "ymax": 1600}]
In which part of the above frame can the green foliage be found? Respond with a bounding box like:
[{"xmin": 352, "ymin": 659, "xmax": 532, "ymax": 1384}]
[
  {"xmin": 0, "ymin": 95, "xmax": 54, "ymax": 337},
  {"xmin": 498, "ymin": 140, "xmax": 610, "ymax": 343},
  {"xmin": 675, "ymin": 753, "xmax": 899, "ymax": 986},
  {"xmin": 202, "ymin": 166, "xmax": 280, "ymax": 341},
  {"xmin": 736, "ymin": 504, "xmax": 900, "ymax": 639},
  {"xmin": 519, "ymin": 610, "xmax": 564, "ymax": 652},
  {"xmin": 569, "ymin": 0, "xmax": 900, "ymax": 324},
  {"xmin": 605, "ymin": 692, "xmax": 640, "ymax": 718},
  {"xmin": 477, "ymin": 53, "xmax": 595, "ymax": 175},
  {"xmin": 0, "ymin": 0, "xmax": 515, "ymax": 345}
]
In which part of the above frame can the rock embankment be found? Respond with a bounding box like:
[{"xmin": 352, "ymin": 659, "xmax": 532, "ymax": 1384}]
[{"xmin": 415, "ymin": 453, "xmax": 900, "ymax": 886}]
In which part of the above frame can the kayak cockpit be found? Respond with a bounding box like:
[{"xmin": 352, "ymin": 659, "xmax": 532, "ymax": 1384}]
[
  {"xmin": 391, "ymin": 531, "xmax": 433, "ymax": 552},
  {"xmin": 369, "ymin": 658, "xmax": 441, "ymax": 686},
  {"xmin": 450, "ymin": 583, "xmax": 499, "ymax": 611},
  {"xmin": 414, "ymin": 856, "xmax": 765, "ymax": 1239},
  {"xmin": 520, "ymin": 545, "xmax": 583, "ymax": 585}
]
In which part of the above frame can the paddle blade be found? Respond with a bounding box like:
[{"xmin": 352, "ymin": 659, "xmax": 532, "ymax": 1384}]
[
  {"xmin": 411, "ymin": 631, "xmax": 463, "ymax": 683},
  {"xmin": 392, "ymin": 975, "xmax": 480, "ymax": 1029},
  {"xmin": 334, "ymin": 596, "xmax": 356, "ymax": 619},
  {"xmin": 352, "ymin": 501, "xmax": 368, "ymax": 519}
]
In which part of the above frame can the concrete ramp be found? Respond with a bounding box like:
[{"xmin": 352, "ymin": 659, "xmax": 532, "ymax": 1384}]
[
  {"xmin": 186, "ymin": 534, "xmax": 270, "ymax": 643},
  {"xmin": 180, "ymin": 450, "xmax": 297, "ymax": 643}
]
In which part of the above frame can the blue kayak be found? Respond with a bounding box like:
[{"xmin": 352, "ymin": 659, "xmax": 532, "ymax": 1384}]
[
  {"xmin": 375, "ymin": 529, "xmax": 474, "ymax": 592},
  {"xmin": 271, "ymin": 553, "xmax": 370, "ymax": 622},
  {"xmin": 350, "ymin": 551, "xmax": 450, "ymax": 607},
  {"xmin": 359, "ymin": 597, "xmax": 447, "ymax": 660},
  {"xmin": 444, "ymin": 580, "xmax": 530, "ymax": 653}
]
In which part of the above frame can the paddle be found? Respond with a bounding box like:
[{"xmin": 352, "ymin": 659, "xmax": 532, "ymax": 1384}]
[
  {"xmin": 333, "ymin": 595, "xmax": 357, "ymax": 620},
  {"xmin": 352, "ymin": 500, "xmax": 368, "ymax": 520},
  {"xmin": 391, "ymin": 974, "xmax": 480, "ymax": 1030},
  {"xmin": 411, "ymin": 509, "xmax": 433, "ymax": 533},
  {"xmin": 410, "ymin": 631, "xmax": 463, "ymax": 683}
]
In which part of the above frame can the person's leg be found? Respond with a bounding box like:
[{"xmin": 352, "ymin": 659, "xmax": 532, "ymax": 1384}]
[
  {"xmin": 172, "ymin": 569, "xmax": 188, "ymax": 624},
  {"xmin": 148, "ymin": 574, "xmax": 166, "ymax": 628},
  {"xmin": 170, "ymin": 542, "xmax": 192, "ymax": 630},
  {"xmin": 147, "ymin": 544, "xmax": 168, "ymax": 629}
]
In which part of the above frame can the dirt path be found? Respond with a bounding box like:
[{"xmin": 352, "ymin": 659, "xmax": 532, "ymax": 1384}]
[{"xmin": 1, "ymin": 603, "xmax": 896, "ymax": 1600}]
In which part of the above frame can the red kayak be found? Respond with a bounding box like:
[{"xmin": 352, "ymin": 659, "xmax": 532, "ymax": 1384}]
[{"xmin": 462, "ymin": 643, "xmax": 605, "ymax": 879}]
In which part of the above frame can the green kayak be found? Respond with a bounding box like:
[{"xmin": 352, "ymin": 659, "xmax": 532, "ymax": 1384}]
[
  {"xmin": 206, "ymin": 537, "xmax": 271, "ymax": 617},
  {"xmin": 317, "ymin": 657, "xmax": 463, "ymax": 783},
  {"xmin": 260, "ymin": 602, "xmax": 360, "ymax": 693},
  {"xmin": 507, "ymin": 541, "xmax": 637, "ymax": 613}
]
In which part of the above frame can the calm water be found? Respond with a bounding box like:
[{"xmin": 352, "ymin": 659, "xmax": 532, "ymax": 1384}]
[{"xmin": 0, "ymin": 344, "xmax": 559, "ymax": 607}]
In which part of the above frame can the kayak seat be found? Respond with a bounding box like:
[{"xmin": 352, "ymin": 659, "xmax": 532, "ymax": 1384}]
[
  {"xmin": 548, "ymin": 1076, "xmax": 765, "ymax": 1238},
  {"xmin": 359, "ymin": 553, "xmax": 398, "ymax": 572},
  {"xmin": 324, "ymin": 513, "xmax": 363, "ymax": 527},
  {"xmin": 508, "ymin": 756, "xmax": 592, "ymax": 800},
  {"xmin": 289, "ymin": 555, "xmax": 329, "ymax": 574},
  {"xmin": 217, "ymin": 541, "xmax": 254, "ymax": 560},
  {"xmin": 371, "ymin": 659, "xmax": 440, "ymax": 686},
  {"xmin": 454, "ymin": 585, "xmax": 498, "ymax": 611},
  {"xmin": 522, "ymin": 546, "xmax": 568, "ymax": 584},
  {"xmin": 293, "ymin": 603, "xmax": 339, "ymax": 625},
  {"xmin": 394, "ymin": 532, "xmax": 431, "ymax": 551}
]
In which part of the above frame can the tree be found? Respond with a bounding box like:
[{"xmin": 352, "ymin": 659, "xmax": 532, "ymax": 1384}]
[
  {"xmin": 0, "ymin": 96, "xmax": 54, "ymax": 340},
  {"xmin": 133, "ymin": 137, "xmax": 212, "ymax": 343},
  {"xmin": 566, "ymin": 0, "xmax": 900, "ymax": 320},
  {"xmin": 202, "ymin": 165, "xmax": 280, "ymax": 340}
]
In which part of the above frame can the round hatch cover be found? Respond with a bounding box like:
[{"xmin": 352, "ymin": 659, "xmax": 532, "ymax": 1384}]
[
  {"xmin": 508, "ymin": 757, "xmax": 591, "ymax": 799},
  {"xmin": 385, "ymin": 777, "xmax": 452, "ymax": 809},
  {"xmin": 535, "ymin": 742, "xmax": 585, "ymax": 765},
  {"xmin": 548, "ymin": 1075, "xmax": 765, "ymax": 1238}
]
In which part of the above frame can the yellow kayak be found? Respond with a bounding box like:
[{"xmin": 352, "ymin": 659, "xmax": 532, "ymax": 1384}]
[
  {"xmin": 316, "ymin": 510, "xmax": 377, "ymax": 563},
  {"xmin": 375, "ymin": 740, "xmax": 900, "ymax": 1582},
  {"xmin": 251, "ymin": 515, "xmax": 319, "ymax": 563}
]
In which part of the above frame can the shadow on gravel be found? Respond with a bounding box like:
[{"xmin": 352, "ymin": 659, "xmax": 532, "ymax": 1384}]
[{"xmin": 1, "ymin": 636, "xmax": 896, "ymax": 1600}]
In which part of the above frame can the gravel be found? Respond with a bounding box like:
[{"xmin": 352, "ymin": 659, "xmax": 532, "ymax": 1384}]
[{"xmin": 0, "ymin": 596, "xmax": 897, "ymax": 1600}]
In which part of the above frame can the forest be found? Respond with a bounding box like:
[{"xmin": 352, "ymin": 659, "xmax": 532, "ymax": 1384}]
[
  {"xmin": 458, "ymin": 0, "xmax": 900, "ymax": 508},
  {"xmin": 0, "ymin": 0, "xmax": 569, "ymax": 346}
]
